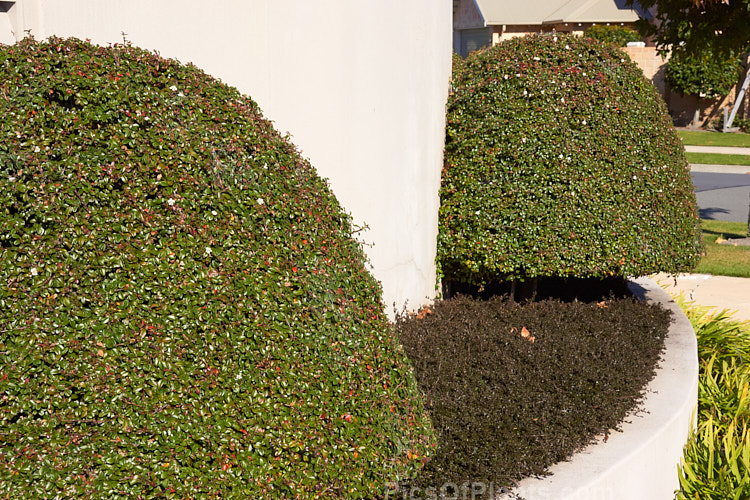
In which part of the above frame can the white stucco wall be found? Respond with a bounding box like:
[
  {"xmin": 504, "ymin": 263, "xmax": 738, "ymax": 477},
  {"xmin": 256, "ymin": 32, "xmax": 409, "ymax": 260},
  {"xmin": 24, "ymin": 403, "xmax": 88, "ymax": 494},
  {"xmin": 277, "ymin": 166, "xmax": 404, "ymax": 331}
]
[
  {"xmin": 12, "ymin": 0, "xmax": 452, "ymax": 314},
  {"xmin": 1, "ymin": 1, "xmax": 19, "ymax": 44}
]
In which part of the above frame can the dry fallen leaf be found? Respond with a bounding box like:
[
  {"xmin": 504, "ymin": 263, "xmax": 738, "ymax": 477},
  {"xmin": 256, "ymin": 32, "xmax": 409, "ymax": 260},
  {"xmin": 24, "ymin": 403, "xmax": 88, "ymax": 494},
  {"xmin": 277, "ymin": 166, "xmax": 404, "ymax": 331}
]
[
  {"xmin": 519, "ymin": 326, "xmax": 535, "ymax": 343},
  {"xmin": 416, "ymin": 307, "xmax": 433, "ymax": 320}
]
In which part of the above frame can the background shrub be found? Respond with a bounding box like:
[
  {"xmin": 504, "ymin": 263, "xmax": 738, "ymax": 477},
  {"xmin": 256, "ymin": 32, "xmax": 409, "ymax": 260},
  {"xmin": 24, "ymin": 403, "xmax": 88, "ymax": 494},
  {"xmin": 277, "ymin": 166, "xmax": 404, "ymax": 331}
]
[
  {"xmin": 440, "ymin": 34, "xmax": 702, "ymax": 287},
  {"xmin": 666, "ymin": 48, "xmax": 742, "ymax": 98},
  {"xmin": 584, "ymin": 25, "xmax": 641, "ymax": 47},
  {"xmin": 0, "ymin": 37, "xmax": 434, "ymax": 499}
]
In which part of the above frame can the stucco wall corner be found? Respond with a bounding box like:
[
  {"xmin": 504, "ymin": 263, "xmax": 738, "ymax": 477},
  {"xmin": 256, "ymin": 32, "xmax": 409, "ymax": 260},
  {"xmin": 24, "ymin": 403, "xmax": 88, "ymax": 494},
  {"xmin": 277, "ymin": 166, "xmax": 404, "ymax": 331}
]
[{"xmin": 25, "ymin": 0, "xmax": 453, "ymax": 315}]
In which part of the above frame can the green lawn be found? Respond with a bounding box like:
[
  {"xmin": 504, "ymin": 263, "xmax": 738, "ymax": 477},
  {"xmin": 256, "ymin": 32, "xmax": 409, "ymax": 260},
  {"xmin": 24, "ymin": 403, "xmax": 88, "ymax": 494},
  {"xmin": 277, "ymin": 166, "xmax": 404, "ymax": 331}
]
[
  {"xmin": 678, "ymin": 130, "xmax": 750, "ymax": 148},
  {"xmin": 695, "ymin": 220, "xmax": 750, "ymax": 278},
  {"xmin": 685, "ymin": 152, "xmax": 750, "ymax": 166}
]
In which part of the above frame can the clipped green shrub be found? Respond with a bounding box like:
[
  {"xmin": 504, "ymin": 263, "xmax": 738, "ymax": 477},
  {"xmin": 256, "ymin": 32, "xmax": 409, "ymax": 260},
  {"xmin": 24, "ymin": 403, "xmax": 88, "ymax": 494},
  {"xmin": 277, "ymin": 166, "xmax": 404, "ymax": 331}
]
[
  {"xmin": 451, "ymin": 51, "xmax": 467, "ymax": 84},
  {"xmin": 439, "ymin": 33, "xmax": 702, "ymax": 286},
  {"xmin": 0, "ymin": 37, "xmax": 434, "ymax": 498},
  {"xmin": 584, "ymin": 25, "xmax": 641, "ymax": 47}
]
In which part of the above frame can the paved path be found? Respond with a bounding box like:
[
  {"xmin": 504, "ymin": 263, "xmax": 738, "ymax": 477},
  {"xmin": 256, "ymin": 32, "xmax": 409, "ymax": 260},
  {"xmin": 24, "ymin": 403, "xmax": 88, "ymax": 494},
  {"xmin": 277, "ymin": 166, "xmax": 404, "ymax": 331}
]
[
  {"xmin": 691, "ymin": 164, "xmax": 750, "ymax": 174},
  {"xmin": 659, "ymin": 145, "xmax": 750, "ymax": 322},
  {"xmin": 653, "ymin": 273, "xmax": 750, "ymax": 323},
  {"xmin": 685, "ymin": 145, "xmax": 750, "ymax": 155}
]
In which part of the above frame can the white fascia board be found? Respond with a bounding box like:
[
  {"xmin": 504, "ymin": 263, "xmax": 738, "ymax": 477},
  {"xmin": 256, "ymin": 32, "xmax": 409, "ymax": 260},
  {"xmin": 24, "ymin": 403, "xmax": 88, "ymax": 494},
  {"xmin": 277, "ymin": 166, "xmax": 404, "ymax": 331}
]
[{"xmin": 473, "ymin": 0, "xmax": 488, "ymax": 27}]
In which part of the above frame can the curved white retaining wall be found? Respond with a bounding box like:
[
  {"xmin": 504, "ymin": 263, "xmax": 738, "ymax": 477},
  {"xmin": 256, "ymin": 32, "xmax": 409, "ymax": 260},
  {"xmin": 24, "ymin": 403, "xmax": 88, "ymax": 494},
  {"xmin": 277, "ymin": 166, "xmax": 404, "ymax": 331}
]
[{"xmin": 503, "ymin": 277, "xmax": 698, "ymax": 500}]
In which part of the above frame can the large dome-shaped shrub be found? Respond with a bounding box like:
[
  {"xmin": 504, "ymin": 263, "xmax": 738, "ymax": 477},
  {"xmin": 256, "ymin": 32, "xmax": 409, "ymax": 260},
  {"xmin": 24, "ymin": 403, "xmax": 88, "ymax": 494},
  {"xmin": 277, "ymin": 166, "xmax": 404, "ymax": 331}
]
[
  {"xmin": 439, "ymin": 34, "xmax": 702, "ymax": 286},
  {"xmin": 0, "ymin": 38, "xmax": 433, "ymax": 498}
]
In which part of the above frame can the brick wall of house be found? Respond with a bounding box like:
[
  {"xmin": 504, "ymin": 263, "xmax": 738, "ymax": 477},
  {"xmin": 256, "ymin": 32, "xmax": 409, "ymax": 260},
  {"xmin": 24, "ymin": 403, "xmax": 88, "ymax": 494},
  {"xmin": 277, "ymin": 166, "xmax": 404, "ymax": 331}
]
[{"xmin": 622, "ymin": 45, "xmax": 667, "ymax": 96}]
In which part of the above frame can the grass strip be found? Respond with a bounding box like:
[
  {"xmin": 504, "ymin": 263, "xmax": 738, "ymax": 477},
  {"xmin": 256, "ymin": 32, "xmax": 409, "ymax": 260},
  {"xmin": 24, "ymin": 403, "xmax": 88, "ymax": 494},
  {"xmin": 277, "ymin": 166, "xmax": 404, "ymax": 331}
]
[
  {"xmin": 686, "ymin": 152, "xmax": 750, "ymax": 166},
  {"xmin": 678, "ymin": 130, "xmax": 750, "ymax": 148},
  {"xmin": 695, "ymin": 220, "xmax": 750, "ymax": 278}
]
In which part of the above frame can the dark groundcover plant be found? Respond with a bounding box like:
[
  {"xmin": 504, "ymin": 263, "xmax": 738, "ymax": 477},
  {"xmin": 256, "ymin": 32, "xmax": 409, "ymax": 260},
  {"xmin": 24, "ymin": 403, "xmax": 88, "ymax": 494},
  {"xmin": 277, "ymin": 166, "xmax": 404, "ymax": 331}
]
[
  {"xmin": 388, "ymin": 294, "xmax": 671, "ymax": 499},
  {"xmin": 0, "ymin": 38, "xmax": 435, "ymax": 499}
]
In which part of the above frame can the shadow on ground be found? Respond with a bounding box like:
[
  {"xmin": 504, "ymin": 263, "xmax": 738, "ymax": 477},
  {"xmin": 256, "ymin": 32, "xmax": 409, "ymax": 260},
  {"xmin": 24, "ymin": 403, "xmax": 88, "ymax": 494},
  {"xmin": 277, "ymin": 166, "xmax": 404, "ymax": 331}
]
[{"xmin": 699, "ymin": 207, "xmax": 732, "ymax": 220}]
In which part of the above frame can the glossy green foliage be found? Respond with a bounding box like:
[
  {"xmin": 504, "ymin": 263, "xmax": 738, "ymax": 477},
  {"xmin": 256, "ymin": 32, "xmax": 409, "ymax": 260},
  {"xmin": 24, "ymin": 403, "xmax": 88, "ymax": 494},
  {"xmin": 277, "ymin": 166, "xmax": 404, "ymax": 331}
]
[
  {"xmin": 0, "ymin": 38, "xmax": 434, "ymax": 499},
  {"xmin": 440, "ymin": 34, "xmax": 702, "ymax": 286}
]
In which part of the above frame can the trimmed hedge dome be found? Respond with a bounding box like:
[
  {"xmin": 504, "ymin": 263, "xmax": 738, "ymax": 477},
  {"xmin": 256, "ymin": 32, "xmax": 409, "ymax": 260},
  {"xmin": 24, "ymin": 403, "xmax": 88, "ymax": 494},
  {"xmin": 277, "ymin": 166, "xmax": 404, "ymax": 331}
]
[
  {"xmin": 0, "ymin": 38, "xmax": 433, "ymax": 498},
  {"xmin": 439, "ymin": 34, "xmax": 702, "ymax": 286}
]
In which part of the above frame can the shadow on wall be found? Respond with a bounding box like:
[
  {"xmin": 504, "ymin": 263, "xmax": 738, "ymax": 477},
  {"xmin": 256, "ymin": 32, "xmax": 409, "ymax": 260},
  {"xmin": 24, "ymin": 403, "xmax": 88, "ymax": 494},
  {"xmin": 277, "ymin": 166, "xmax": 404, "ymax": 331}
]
[{"xmin": 668, "ymin": 93, "xmax": 734, "ymax": 128}]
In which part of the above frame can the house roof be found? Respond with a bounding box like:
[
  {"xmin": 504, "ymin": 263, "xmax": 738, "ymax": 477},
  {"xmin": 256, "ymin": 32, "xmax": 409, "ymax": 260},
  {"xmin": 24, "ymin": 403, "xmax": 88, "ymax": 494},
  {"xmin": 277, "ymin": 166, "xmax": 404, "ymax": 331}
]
[{"xmin": 473, "ymin": 0, "xmax": 642, "ymax": 26}]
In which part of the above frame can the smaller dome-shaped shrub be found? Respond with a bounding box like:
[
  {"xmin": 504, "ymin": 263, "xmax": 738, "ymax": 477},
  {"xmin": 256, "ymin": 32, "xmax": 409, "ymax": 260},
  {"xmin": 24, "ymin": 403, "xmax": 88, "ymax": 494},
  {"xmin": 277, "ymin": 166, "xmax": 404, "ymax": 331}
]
[
  {"xmin": 439, "ymin": 34, "xmax": 703, "ymax": 286},
  {"xmin": 0, "ymin": 38, "xmax": 433, "ymax": 499}
]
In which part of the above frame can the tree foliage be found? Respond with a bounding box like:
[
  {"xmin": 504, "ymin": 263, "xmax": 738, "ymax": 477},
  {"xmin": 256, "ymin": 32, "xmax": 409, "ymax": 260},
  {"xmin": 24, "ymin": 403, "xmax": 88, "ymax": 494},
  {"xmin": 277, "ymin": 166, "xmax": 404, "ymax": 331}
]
[
  {"xmin": 634, "ymin": 0, "xmax": 750, "ymax": 57},
  {"xmin": 666, "ymin": 48, "xmax": 743, "ymax": 97},
  {"xmin": 633, "ymin": 0, "xmax": 748, "ymax": 97}
]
